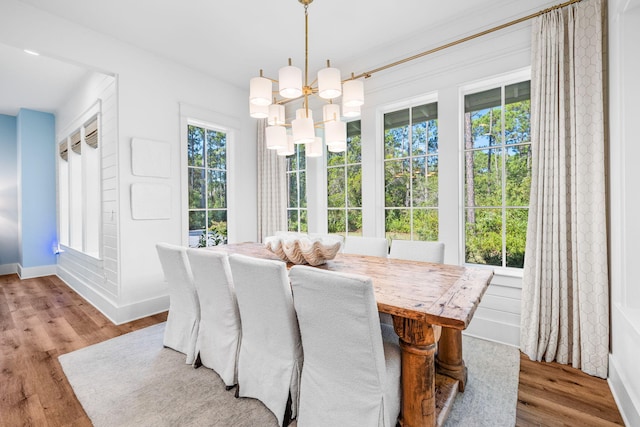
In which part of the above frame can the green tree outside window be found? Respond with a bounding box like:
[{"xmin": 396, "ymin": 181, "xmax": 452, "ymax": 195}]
[
  {"xmin": 187, "ymin": 124, "xmax": 228, "ymax": 247},
  {"xmin": 463, "ymin": 81, "xmax": 531, "ymax": 268},
  {"xmin": 384, "ymin": 103, "xmax": 439, "ymax": 243},
  {"xmin": 327, "ymin": 120, "xmax": 362, "ymax": 236}
]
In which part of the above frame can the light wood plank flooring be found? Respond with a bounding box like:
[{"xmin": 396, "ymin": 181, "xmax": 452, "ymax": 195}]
[{"xmin": 0, "ymin": 274, "xmax": 625, "ymax": 426}]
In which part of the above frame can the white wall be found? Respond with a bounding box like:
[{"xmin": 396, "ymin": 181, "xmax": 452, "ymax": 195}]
[
  {"xmin": 608, "ymin": 0, "xmax": 640, "ymax": 424},
  {"xmin": 56, "ymin": 72, "xmax": 120, "ymax": 318},
  {"xmin": 0, "ymin": 0, "xmax": 257, "ymax": 323},
  {"xmin": 303, "ymin": 5, "xmax": 540, "ymax": 347}
]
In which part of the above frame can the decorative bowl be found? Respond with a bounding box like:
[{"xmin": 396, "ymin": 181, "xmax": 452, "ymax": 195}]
[{"xmin": 264, "ymin": 235, "xmax": 342, "ymax": 266}]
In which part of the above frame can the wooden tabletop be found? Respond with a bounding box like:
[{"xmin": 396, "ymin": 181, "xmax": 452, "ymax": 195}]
[{"xmin": 212, "ymin": 242, "xmax": 494, "ymax": 330}]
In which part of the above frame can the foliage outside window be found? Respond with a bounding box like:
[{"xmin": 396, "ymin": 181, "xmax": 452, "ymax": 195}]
[
  {"xmin": 187, "ymin": 124, "xmax": 227, "ymax": 247},
  {"xmin": 287, "ymin": 144, "xmax": 307, "ymax": 232},
  {"xmin": 463, "ymin": 80, "xmax": 531, "ymax": 268},
  {"xmin": 327, "ymin": 121, "xmax": 362, "ymax": 236},
  {"xmin": 384, "ymin": 102, "xmax": 439, "ymax": 242}
]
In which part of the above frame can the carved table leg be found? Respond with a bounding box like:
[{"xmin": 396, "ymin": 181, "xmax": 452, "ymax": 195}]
[
  {"xmin": 393, "ymin": 316, "xmax": 437, "ymax": 427},
  {"xmin": 435, "ymin": 327, "xmax": 467, "ymax": 392}
]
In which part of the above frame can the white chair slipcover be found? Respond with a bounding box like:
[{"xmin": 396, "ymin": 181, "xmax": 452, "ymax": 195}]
[
  {"xmin": 389, "ymin": 240, "xmax": 445, "ymax": 264},
  {"xmin": 155, "ymin": 242, "xmax": 199, "ymax": 364},
  {"xmin": 289, "ymin": 266, "xmax": 401, "ymax": 427},
  {"xmin": 186, "ymin": 249, "xmax": 241, "ymax": 387},
  {"xmin": 342, "ymin": 236, "xmax": 388, "ymax": 257},
  {"xmin": 387, "ymin": 239, "xmax": 445, "ymax": 340},
  {"xmin": 228, "ymin": 254, "xmax": 302, "ymax": 427}
]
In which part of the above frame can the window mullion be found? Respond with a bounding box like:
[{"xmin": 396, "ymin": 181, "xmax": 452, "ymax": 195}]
[
  {"xmin": 408, "ymin": 110, "xmax": 414, "ymax": 239},
  {"xmin": 501, "ymin": 86, "xmax": 507, "ymax": 267}
]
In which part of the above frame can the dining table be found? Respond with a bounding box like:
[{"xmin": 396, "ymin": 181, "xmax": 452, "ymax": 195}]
[{"xmin": 211, "ymin": 242, "xmax": 494, "ymax": 427}]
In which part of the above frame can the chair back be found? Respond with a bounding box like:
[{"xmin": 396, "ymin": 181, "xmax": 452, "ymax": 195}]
[
  {"xmin": 342, "ymin": 236, "xmax": 388, "ymax": 257},
  {"xmin": 186, "ymin": 249, "xmax": 241, "ymax": 387},
  {"xmin": 289, "ymin": 265, "xmax": 400, "ymax": 427},
  {"xmin": 388, "ymin": 239, "xmax": 445, "ymax": 342},
  {"xmin": 155, "ymin": 242, "xmax": 199, "ymax": 364},
  {"xmin": 228, "ymin": 254, "xmax": 302, "ymax": 426},
  {"xmin": 389, "ymin": 240, "xmax": 445, "ymax": 264}
]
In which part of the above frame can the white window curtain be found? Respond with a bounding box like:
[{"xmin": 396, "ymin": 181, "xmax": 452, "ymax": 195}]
[
  {"xmin": 520, "ymin": 0, "xmax": 608, "ymax": 378},
  {"xmin": 257, "ymin": 119, "xmax": 287, "ymax": 242}
]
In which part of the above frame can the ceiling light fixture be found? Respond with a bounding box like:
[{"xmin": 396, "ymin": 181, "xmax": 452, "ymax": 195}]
[
  {"xmin": 24, "ymin": 49, "xmax": 40, "ymax": 56},
  {"xmin": 249, "ymin": 0, "xmax": 364, "ymax": 156}
]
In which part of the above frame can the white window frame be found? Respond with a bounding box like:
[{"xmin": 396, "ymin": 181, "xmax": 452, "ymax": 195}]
[
  {"xmin": 326, "ymin": 119, "xmax": 362, "ymax": 236},
  {"xmin": 378, "ymin": 93, "xmax": 440, "ymax": 242},
  {"xmin": 57, "ymin": 100, "xmax": 102, "ymax": 260},
  {"xmin": 180, "ymin": 104, "xmax": 238, "ymax": 246},
  {"xmin": 458, "ymin": 67, "xmax": 531, "ymax": 275},
  {"xmin": 287, "ymin": 143, "xmax": 307, "ymax": 233}
]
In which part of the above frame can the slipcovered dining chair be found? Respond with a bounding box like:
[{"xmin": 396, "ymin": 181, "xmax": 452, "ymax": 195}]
[
  {"xmin": 342, "ymin": 236, "xmax": 388, "ymax": 257},
  {"xmin": 155, "ymin": 242, "xmax": 200, "ymax": 365},
  {"xmin": 389, "ymin": 239, "xmax": 445, "ymax": 264},
  {"xmin": 289, "ymin": 266, "xmax": 401, "ymax": 427},
  {"xmin": 228, "ymin": 254, "xmax": 302, "ymax": 427},
  {"xmin": 186, "ymin": 249, "xmax": 241, "ymax": 388},
  {"xmin": 388, "ymin": 239, "xmax": 445, "ymax": 339}
]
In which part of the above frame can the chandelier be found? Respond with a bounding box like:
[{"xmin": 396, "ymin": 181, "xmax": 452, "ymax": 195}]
[{"xmin": 248, "ymin": 0, "xmax": 364, "ymax": 157}]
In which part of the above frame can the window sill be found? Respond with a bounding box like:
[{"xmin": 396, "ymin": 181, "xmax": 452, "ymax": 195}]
[{"xmin": 463, "ymin": 263, "xmax": 523, "ymax": 288}]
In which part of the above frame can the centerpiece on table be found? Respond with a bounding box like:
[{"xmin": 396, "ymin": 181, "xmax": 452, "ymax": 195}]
[{"xmin": 264, "ymin": 233, "xmax": 343, "ymax": 266}]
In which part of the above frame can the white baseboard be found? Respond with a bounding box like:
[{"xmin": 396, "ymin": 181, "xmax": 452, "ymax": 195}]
[
  {"xmin": 56, "ymin": 265, "xmax": 168, "ymax": 325},
  {"xmin": 114, "ymin": 294, "xmax": 169, "ymax": 325},
  {"xmin": 464, "ymin": 314, "xmax": 520, "ymax": 347},
  {"xmin": 18, "ymin": 264, "xmax": 57, "ymax": 279},
  {"xmin": 0, "ymin": 263, "xmax": 18, "ymax": 275},
  {"xmin": 608, "ymin": 354, "xmax": 640, "ymax": 427}
]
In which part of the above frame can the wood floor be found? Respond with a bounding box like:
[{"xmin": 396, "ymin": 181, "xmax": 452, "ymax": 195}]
[{"xmin": 0, "ymin": 274, "xmax": 626, "ymax": 427}]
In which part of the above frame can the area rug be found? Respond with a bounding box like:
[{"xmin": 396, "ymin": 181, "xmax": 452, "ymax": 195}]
[{"xmin": 59, "ymin": 323, "xmax": 519, "ymax": 427}]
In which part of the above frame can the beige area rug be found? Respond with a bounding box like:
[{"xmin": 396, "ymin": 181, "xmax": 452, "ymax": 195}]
[{"xmin": 59, "ymin": 323, "xmax": 519, "ymax": 427}]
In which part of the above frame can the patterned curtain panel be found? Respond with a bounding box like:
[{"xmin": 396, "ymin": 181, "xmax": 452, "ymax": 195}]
[
  {"xmin": 520, "ymin": 0, "xmax": 608, "ymax": 378},
  {"xmin": 257, "ymin": 119, "xmax": 287, "ymax": 242}
]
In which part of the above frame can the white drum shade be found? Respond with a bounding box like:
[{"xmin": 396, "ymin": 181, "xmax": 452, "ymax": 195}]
[
  {"xmin": 317, "ymin": 67, "xmax": 342, "ymax": 99},
  {"xmin": 279, "ymin": 65, "xmax": 303, "ymax": 99},
  {"xmin": 277, "ymin": 135, "xmax": 295, "ymax": 156},
  {"xmin": 323, "ymin": 103, "xmax": 341, "ymax": 122},
  {"xmin": 342, "ymin": 79, "xmax": 364, "ymax": 107},
  {"xmin": 342, "ymin": 103, "xmax": 361, "ymax": 118},
  {"xmin": 250, "ymin": 103, "xmax": 269, "ymax": 119},
  {"xmin": 292, "ymin": 117, "xmax": 315, "ymax": 144},
  {"xmin": 250, "ymin": 76, "xmax": 272, "ymax": 106},
  {"xmin": 325, "ymin": 119, "xmax": 346, "ymax": 146},
  {"xmin": 266, "ymin": 125, "xmax": 287, "ymax": 150},
  {"xmin": 268, "ymin": 104, "xmax": 286, "ymax": 125}
]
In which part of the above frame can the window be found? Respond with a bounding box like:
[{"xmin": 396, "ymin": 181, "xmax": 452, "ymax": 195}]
[
  {"xmin": 327, "ymin": 121, "xmax": 362, "ymax": 236},
  {"xmin": 187, "ymin": 124, "xmax": 227, "ymax": 247},
  {"xmin": 384, "ymin": 102, "xmax": 439, "ymax": 242},
  {"xmin": 287, "ymin": 144, "xmax": 307, "ymax": 232},
  {"xmin": 463, "ymin": 80, "xmax": 531, "ymax": 268},
  {"xmin": 58, "ymin": 114, "xmax": 101, "ymax": 257}
]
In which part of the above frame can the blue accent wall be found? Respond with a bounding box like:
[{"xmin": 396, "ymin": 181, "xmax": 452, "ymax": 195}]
[
  {"xmin": 17, "ymin": 109, "xmax": 57, "ymax": 268},
  {"xmin": 0, "ymin": 114, "xmax": 19, "ymax": 266}
]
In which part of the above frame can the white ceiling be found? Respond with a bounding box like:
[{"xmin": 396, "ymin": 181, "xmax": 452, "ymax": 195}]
[{"xmin": 0, "ymin": 0, "xmax": 557, "ymax": 117}]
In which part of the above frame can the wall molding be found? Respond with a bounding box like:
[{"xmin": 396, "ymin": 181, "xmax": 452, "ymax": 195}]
[
  {"xmin": 464, "ymin": 313, "xmax": 520, "ymax": 347},
  {"xmin": 17, "ymin": 263, "xmax": 57, "ymax": 279},
  {"xmin": 609, "ymin": 354, "xmax": 640, "ymax": 427},
  {"xmin": 56, "ymin": 266, "xmax": 168, "ymax": 325},
  {"xmin": 0, "ymin": 263, "xmax": 18, "ymax": 275}
]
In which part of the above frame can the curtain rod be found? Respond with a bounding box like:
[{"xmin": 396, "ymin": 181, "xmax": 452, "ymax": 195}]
[{"xmin": 351, "ymin": 0, "xmax": 583, "ymax": 80}]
